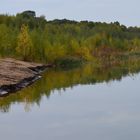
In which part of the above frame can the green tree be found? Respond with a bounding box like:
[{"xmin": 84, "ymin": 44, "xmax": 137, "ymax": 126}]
[{"xmin": 16, "ymin": 24, "xmax": 33, "ymax": 61}]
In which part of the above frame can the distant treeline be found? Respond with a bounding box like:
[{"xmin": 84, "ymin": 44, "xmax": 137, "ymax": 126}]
[{"xmin": 0, "ymin": 10, "xmax": 140, "ymax": 63}]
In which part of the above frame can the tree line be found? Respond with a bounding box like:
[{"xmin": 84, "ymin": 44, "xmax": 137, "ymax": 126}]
[{"xmin": 0, "ymin": 11, "xmax": 140, "ymax": 64}]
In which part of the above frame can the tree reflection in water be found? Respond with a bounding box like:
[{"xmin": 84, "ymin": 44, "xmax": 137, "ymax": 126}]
[{"xmin": 0, "ymin": 57, "xmax": 140, "ymax": 112}]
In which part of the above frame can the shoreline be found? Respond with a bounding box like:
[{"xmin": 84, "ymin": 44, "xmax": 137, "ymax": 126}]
[{"xmin": 0, "ymin": 58, "xmax": 52, "ymax": 97}]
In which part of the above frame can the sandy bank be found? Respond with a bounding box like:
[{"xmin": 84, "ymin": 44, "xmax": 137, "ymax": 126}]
[{"xmin": 0, "ymin": 58, "xmax": 51, "ymax": 96}]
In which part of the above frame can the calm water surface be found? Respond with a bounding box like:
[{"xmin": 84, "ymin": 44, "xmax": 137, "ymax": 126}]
[{"xmin": 0, "ymin": 64, "xmax": 140, "ymax": 140}]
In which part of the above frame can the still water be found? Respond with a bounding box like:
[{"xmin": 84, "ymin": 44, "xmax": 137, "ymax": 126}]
[{"xmin": 0, "ymin": 64, "xmax": 140, "ymax": 140}]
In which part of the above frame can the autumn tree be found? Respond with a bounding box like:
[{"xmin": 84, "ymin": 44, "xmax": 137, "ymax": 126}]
[{"xmin": 16, "ymin": 24, "xmax": 33, "ymax": 61}]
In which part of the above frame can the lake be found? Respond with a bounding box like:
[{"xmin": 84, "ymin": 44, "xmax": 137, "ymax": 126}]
[{"xmin": 0, "ymin": 63, "xmax": 140, "ymax": 140}]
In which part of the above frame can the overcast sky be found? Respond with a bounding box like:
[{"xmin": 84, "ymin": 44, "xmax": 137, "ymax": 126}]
[{"xmin": 0, "ymin": 0, "xmax": 139, "ymax": 26}]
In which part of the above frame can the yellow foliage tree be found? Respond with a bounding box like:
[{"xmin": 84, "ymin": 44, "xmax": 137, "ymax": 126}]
[{"xmin": 16, "ymin": 24, "xmax": 33, "ymax": 61}]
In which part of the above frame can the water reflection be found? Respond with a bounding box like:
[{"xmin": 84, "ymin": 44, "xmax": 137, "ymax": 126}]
[{"xmin": 0, "ymin": 57, "xmax": 140, "ymax": 112}]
